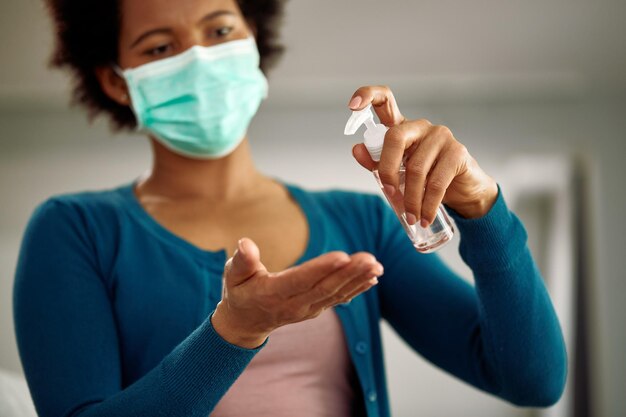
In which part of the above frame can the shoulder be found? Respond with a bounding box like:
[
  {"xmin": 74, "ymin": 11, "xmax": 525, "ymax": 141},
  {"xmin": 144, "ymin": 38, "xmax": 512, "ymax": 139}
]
[
  {"xmin": 30, "ymin": 183, "xmax": 131, "ymax": 225},
  {"xmin": 23, "ymin": 184, "xmax": 134, "ymax": 254},
  {"xmin": 19, "ymin": 184, "xmax": 136, "ymax": 280},
  {"xmin": 40, "ymin": 184, "xmax": 130, "ymax": 212}
]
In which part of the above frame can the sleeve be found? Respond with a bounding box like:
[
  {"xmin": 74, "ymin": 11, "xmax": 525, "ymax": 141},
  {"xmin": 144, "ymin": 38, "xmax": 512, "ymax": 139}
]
[
  {"xmin": 13, "ymin": 199, "xmax": 264, "ymax": 417},
  {"xmin": 375, "ymin": 187, "xmax": 567, "ymax": 407}
]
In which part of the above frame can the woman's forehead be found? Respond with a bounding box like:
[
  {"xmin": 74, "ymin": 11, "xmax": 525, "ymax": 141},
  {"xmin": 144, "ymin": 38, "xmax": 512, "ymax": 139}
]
[
  {"xmin": 119, "ymin": 0, "xmax": 242, "ymax": 44},
  {"xmin": 120, "ymin": 0, "xmax": 240, "ymax": 29}
]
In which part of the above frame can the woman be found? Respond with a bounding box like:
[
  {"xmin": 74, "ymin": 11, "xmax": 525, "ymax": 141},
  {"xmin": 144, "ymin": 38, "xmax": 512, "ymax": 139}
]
[{"xmin": 13, "ymin": 0, "xmax": 567, "ymax": 416}]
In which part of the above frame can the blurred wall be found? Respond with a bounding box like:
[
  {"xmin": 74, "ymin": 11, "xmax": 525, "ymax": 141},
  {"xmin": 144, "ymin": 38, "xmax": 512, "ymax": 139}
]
[{"xmin": 1, "ymin": 0, "xmax": 625, "ymax": 416}]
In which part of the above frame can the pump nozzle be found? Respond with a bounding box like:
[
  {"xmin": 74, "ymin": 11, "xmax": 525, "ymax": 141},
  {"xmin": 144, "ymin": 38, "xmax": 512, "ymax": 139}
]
[
  {"xmin": 344, "ymin": 104, "xmax": 388, "ymax": 161},
  {"xmin": 344, "ymin": 105, "xmax": 374, "ymax": 135}
]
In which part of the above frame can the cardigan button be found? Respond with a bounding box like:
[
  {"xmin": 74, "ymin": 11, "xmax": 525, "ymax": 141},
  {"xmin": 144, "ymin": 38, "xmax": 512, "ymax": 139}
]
[
  {"xmin": 367, "ymin": 390, "xmax": 377, "ymax": 402},
  {"xmin": 355, "ymin": 341, "xmax": 368, "ymax": 354}
]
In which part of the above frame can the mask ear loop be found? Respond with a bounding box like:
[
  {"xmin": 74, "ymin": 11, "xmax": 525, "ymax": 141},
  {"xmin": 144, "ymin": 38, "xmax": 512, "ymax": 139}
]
[
  {"xmin": 111, "ymin": 64, "xmax": 130, "ymax": 104},
  {"xmin": 112, "ymin": 64, "xmax": 124, "ymax": 78}
]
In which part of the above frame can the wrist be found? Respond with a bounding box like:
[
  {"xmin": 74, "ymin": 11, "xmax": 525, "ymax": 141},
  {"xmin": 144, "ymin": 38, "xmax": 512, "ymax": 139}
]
[
  {"xmin": 211, "ymin": 302, "xmax": 269, "ymax": 349},
  {"xmin": 450, "ymin": 178, "xmax": 499, "ymax": 219}
]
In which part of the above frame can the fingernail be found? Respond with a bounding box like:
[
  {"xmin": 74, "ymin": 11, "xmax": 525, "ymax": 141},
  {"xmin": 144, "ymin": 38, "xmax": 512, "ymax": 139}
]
[
  {"xmin": 237, "ymin": 238, "xmax": 247, "ymax": 255},
  {"xmin": 383, "ymin": 184, "xmax": 396, "ymax": 197},
  {"xmin": 369, "ymin": 277, "xmax": 379, "ymax": 285},
  {"xmin": 405, "ymin": 213, "xmax": 417, "ymax": 225},
  {"xmin": 349, "ymin": 96, "xmax": 362, "ymax": 109},
  {"xmin": 334, "ymin": 256, "xmax": 350, "ymax": 268},
  {"xmin": 420, "ymin": 218, "xmax": 430, "ymax": 228}
]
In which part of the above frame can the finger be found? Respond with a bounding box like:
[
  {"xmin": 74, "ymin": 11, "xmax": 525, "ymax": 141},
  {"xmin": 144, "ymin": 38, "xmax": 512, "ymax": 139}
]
[
  {"xmin": 322, "ymin": 253, "xmax": 381, "ymax": 301},
  {"xmin": 225, "ymin": 238, "xmax": 265, "ymax": 287},
  {"xmin": 331, "ymin": 271, "xmax": 379, "ymax": 305},
  {"xmin": 337, "ymin": 276, "xmax": 379, "ymax": 305},
  {"xmin": 403, "ymin": 126, "xmax": 450, "ymax": 223},
  {"xmin": 421, "ymin": 146, "xmax": 466, "ymax": 225},
  {"xmin": 270, "ymin": 251, "xmax": 351, "ymax": 295},
  {"xmin": 376, "ymin": 119, "xmax": 432, "ymax": 190},
  {"xmin": 384, "ymin": 184, "xmax": 407, "ymax": 216},
  {"xmin": 299, "ymin": 252, "xmax": 382, "ymax": 304},
  {"xmin": 310, "ymin": 277, "xmax": 379, "ymax": 311},
  {"xmin": 348, "ymin": 86, "xmax": 405, "ymax": 127},
  {"xmin": 352, "ymin": 144, "xmax": 377, "ymax": 171}
]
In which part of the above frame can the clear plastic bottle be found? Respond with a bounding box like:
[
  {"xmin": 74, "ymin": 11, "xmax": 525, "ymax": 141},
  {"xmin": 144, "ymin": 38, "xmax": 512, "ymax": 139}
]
[{"xmin": 344, "ymin": 105, "xmax": 454, "ymax": 253}]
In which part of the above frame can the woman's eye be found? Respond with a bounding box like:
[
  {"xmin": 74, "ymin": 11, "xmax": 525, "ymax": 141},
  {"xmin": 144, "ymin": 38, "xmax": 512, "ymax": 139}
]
[
  {"xmin": 145, "ymin": 44, "xmax": 172, "ymax": 57},
  {"xmin": 214, "ymin": 26, "xmax": 234, "ymax": 37}
]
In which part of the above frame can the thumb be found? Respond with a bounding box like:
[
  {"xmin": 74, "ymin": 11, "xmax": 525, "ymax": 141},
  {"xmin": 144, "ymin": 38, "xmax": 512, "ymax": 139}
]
[
  {"xmin": 225, "ymin": 237, "xmax": 265, "ymax": 287},
  {"xmin": 352, "ymin": 143, "xmax": 377, "ymax": 171}
]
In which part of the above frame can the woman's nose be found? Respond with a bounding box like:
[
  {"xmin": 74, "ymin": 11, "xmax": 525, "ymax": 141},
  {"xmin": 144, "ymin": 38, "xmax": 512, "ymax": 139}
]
[{"xmin": 178, "ymin": 33, "xmax": 204, "ymax": 53}]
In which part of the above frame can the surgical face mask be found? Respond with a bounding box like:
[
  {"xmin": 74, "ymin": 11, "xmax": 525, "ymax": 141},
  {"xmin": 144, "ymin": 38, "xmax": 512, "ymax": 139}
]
[{"xmin": 117, "ymin": 37, "xmax": 268, "ymax": 159}]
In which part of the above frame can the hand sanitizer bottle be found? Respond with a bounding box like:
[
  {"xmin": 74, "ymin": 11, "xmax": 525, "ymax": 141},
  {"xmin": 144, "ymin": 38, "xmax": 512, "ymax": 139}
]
[{"xmin": 344, "ymin": 105, "xmax": 454, "ymax": 253}]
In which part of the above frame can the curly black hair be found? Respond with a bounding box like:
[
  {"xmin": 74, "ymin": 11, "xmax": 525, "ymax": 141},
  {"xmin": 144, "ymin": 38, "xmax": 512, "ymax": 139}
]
[{"xmin": 45, "ymin": 0, "xmax": 285, "ymax": 130}]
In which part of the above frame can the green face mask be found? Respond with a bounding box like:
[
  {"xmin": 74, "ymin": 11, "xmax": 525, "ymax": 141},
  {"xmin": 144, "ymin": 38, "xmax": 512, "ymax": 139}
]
[{"xmin": 119, "ymin": 37, "xmax": 268, "ymax": 159}]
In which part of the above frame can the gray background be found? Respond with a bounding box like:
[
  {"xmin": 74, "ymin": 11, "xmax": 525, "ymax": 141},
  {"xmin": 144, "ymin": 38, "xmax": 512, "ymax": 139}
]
[{"xmin": 1, "ymin": 0, "xmax": 625, "ymax": 416}]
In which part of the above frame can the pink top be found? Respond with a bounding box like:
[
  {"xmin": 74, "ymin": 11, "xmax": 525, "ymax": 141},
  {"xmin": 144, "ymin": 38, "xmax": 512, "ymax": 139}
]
[{"xmin": 211, "ymin": 308, "xmax": 358, "ymax": 416}]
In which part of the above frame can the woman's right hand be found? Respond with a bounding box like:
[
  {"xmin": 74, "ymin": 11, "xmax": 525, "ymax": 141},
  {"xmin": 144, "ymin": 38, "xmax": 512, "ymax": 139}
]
[{"xmin": 211, "ymin": 238, "xmax": 383, "ymax": 349}]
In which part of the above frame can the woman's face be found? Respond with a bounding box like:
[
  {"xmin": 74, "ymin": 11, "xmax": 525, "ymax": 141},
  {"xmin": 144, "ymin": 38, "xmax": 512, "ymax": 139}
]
[{"xmin": 117, "ymin": 0, "xmax": 251, "ymax": 69}]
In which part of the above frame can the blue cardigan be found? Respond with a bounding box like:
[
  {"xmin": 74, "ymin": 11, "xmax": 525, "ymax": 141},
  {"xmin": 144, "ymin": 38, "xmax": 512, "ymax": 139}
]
[{"xmin": 13, "ymin": 182, "xmax": 567, "ymax": 417}]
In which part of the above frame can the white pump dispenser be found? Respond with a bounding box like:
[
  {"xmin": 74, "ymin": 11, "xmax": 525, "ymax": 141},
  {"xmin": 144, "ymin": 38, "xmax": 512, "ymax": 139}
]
[
  {"xmin": 344, "ymin": 105, "xmax": 387, "ymax": 161},
  {"xmin": 344, "ymin": 105, "xmax": 454, "ymax": 253}
]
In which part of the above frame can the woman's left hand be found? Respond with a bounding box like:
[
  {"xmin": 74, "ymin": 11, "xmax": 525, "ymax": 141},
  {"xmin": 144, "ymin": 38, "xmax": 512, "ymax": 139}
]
[{"xmin": 349, "ymin": 85, "xmax": 499, "ymax": 226}]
